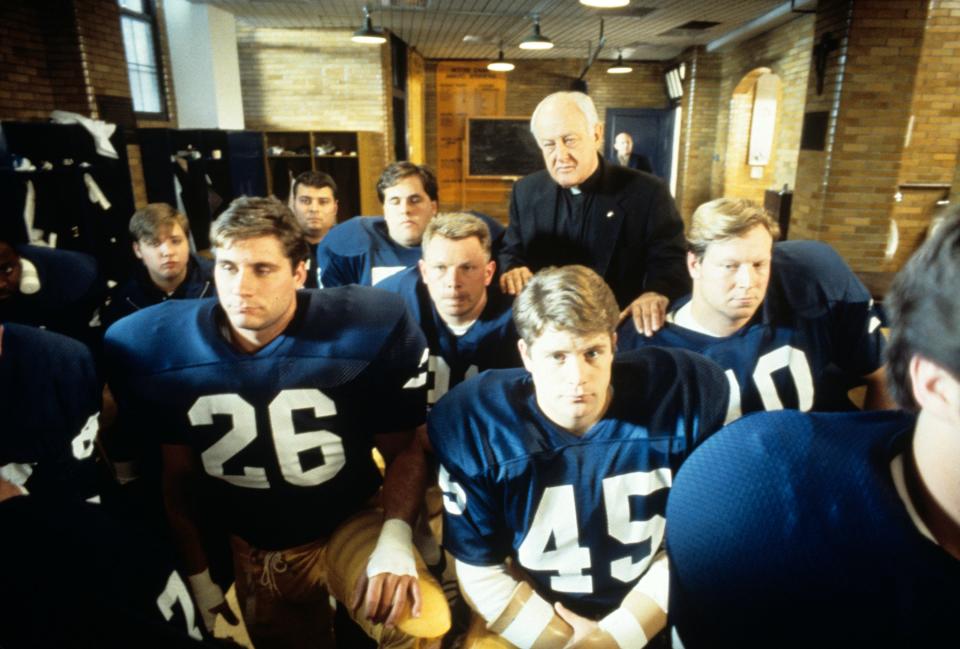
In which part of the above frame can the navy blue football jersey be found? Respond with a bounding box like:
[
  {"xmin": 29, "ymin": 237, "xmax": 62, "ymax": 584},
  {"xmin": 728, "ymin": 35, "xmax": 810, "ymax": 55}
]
[
  {"xmin": 618, "ymin": 240, "xmax": 885, "ymax": 416},
  {"xmin": 0, "ymin": 496, "xmax": 210, "ymax": 647},
  {"xmin": 104, "ymin": 288, "xmax": 428, "ymax": 550},
  {"xmin": 316, "ymin": 214, "xmax": 506, "ymax": 288},
  {"xmin": 378, "ymin": 266, "xmax": 520, "ymax": 405},
  {"xmin": 316, "ymin": 217, "xmax": 421, "ymax": 287},
  {"xmin": 0, "ymin": 244, "xmax": 104, "ymax": 347},
  {"xmin": 0, "ymin": 322, "xmax": 104, "ymax": 502},
  {"xmin": 667, "ymin": 409, "xmax": 960, "ymax": 647},
  {"xmin": 429, "ymin": 348, "xmax": 729, "ymax": 618}
]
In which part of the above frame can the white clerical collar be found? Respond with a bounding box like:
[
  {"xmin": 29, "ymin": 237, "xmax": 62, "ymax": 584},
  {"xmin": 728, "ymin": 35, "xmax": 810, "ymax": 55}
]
[{"xmin": 569, "ymin": 185, "xmax": 582, "ymax": 195}]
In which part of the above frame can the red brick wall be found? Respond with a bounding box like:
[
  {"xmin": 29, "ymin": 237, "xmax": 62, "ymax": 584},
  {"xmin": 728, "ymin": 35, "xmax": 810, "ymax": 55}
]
[{"xmin": 1, "ymin": 0, "xmax": 177, "ymax": 208}]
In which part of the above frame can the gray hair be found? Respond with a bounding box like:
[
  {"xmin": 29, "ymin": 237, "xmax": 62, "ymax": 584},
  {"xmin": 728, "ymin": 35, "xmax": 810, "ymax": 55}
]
[
  {"xmin": 530, "ymin": 92, "xmax": 600, "ymax": 138},
  {"xmin": 421, "ymin": 212, "xmax": 492, "ymax": 259}
]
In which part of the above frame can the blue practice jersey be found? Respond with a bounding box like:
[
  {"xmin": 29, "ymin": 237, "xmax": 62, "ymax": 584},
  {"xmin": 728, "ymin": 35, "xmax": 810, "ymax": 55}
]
[
  {"xmin": 0, "ymin": 496, "xmax": 210, "ymax": 647},
  {"xmin": 0, "ymin": 322, "xmax": 104, "ymax": 502},
  {"xmin": 378, "ymin": 266, "xmax": 520, "ymax": 405},
  {"xmin": 0, "ymin": 244, "xmax": 104, "ymax": 347},
  {"xmin": 104, "ymin": 287, "xmax": 428, "ymax": 550},
  {"xmin": 667, "ymin": 409, "xmax": 960, "ymax": 647},
  {"xmin": 316, "ymin": 214, "xmax": 506, "ymax": 288},
  {"xmin": 429, "ymin": 348, "xmax": 729, "ymax": 617},
  {"xmin": 618, "ymin": 240, "xmax": 885, "ymax": 416}
]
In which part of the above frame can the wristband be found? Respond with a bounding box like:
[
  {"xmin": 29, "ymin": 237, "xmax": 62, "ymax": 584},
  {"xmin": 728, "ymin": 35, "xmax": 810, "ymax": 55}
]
[{"xmin": 366, "ymin": 518, "xmax": 417, "ymax": 578}]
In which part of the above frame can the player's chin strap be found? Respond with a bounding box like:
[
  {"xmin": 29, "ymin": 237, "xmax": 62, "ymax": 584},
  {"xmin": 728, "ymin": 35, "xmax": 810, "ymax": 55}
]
[{"xmin": 187, "ymin": 568, "xmax": 227, "ymax": 633}]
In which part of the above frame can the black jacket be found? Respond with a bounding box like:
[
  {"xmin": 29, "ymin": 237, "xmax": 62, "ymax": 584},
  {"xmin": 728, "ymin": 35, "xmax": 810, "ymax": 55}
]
[
  {"xmin": 499, "ymin": 156, "xmax": 689, "ymax": 308},
  {"xmin": 101, "ymin": 253, "xmax": 214, "ymax": 329}
]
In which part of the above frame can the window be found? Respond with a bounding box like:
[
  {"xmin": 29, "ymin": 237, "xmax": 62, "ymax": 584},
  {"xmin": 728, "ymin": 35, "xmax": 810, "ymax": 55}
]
[{"xmin": 118, "ymin": 0, "xmax": 166, "ymax": 116}]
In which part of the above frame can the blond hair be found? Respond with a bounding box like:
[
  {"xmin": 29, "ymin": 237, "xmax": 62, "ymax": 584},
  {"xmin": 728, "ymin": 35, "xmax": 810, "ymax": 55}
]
[
  {"xmin": 688, "ymin": 198, "xmax": 780, "ymax": 259},
  {"xmin": 514, "ymin": 265, "xmax": 619, "ymax": 345}
]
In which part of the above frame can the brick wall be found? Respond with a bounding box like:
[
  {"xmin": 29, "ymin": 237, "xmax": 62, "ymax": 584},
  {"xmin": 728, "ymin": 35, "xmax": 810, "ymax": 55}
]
[
  {"xmin": 1, "ymin": 0, "xmax": 177, "ymax": 208},
  {"xmin": 0, "ymin": 1, "xmax": 88, "ymax": 119},
  {"xmin": 714, "ymin": 13, "xmax": 814, "ymax": 203},
  {"xmin": 236, "ymin": 27, "xmax": 393, "ymax": 165},
  {"xmin": 888, "ymin": 0, "xmax": 960, "ymax": 270},
  {"xmin": 674, "ymin": 48, "xmax": 722, "ymax": 224}
]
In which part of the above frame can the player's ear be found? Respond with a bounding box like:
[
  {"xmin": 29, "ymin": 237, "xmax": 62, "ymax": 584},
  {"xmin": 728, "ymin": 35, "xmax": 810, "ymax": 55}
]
[
  {"xmin": 132, "ymin": 241, "xmax": 143, "ymax": 260},
  {"xmin": 293, "ymin": 259, "xmax": 307, "ymax": 288},
  {"xmin": 418, "ymin": 259, "xmax": 428, "ymax": 282},
  {"xmin": 518, "ymin": 338, "xmax": 533, "ymax": 371},
  {"xmin": 910, "ymin": 355, "xmax": 960, "ymax": 420},
  {"xmin": 687, "ymin": 251, "xmax": 700, "ymax": 279},
  {"xmin": 610, "ymin": 331, "xmax": 618, "ymax": 353},
  {"xmin": 483, "ymin": 260, "xmax": 496, "ymax": 287}
]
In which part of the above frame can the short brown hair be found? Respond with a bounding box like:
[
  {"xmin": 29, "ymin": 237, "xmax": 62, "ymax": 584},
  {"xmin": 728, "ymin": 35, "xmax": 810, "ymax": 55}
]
[
  {"xmin": 129, "ymin": 203, "xmax": 189, "ymax": 244},
  {"xmin": 514, "ymin": 265, "xmax": 620, "ymax": 345},
  {"xmin": 376, "ymin": 162, "xmax": 438, "ymax": 203},
  {"xmin": 293, "ymin": 170, "xmax": 337, "ymax": 198},
  {"xmin": 421, "ymin": 212, "xmax": 492, "ymax": 259},
  {"xmin": 687, "ymin": 198, "xmax": 780, "ymax": 259},
  {"xmin": 210, "ymin": 196, "xmax": 308, "ymax": 270}
]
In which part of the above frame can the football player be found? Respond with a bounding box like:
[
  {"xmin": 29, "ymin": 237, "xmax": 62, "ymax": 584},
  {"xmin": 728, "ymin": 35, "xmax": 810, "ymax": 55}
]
[
  {"xmin": 289, "ymin": 170, "xmax": 338, "ymax": 288},
  {"xmin": 429, "ymin": 265, "xmax": 729, "ymax": 648},
  {"xmin": 101, "ymin": 203, "xmax": 215, "ymax": 329},
  {"xmin": 0, "ymin": 238, "xmax": 103, "ymax": 348},
  {"xmin": 618, "ymin": 197, "xmax": 892, "ymax": 417},
  {"xmin": 0, "ymin": 482, "xmax": 213, "ymax": 647},
  {"xmin": 315, "ymin": 162, "xmax": 504, "ymax": 287},
  {"xmin": 666, "ymin": 207, "xmax": 960, "ymax": 646},
  {"xmin": 379, "ymin": 212, "xmax": 520, "ymax": 406},
  {"xmin": 0, "ymin": 322, "xmax": 104, "ymax": 503},
  {"xmin": 104, "ymin": 196, "xmax": 431, "ymax": 648}
]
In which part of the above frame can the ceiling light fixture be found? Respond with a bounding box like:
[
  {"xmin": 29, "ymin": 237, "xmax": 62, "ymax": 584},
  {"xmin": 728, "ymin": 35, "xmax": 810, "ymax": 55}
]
[
  {"xmin": 487, "ymin": 45, "xmax": 515, "ymax": 72},
  {"xmin": 608, "ymin": 51, "xmax": 633, "ymax": 74},
  {"xmin": 519, "ymin": 15, "xmax": 554, "ymax": 50},
  {"xmin": 351, "ymin": 5, "xmax": 386, "ymax": 44},
  {"xmin": 580, "ymin": 0, "xmax": 630, "ymax": 8}
]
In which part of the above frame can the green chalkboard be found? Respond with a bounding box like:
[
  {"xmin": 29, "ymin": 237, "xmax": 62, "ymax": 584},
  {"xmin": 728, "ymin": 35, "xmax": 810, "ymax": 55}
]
[{"xmin": 466, "ymin": 117, "xmax": 543, "ymax": 178}]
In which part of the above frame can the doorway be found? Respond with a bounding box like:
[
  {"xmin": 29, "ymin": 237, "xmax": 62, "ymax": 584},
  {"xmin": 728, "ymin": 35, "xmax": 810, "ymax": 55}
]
[{"xmin": 604, "ymin": 108, "xmax": 676, "ymax": 185}]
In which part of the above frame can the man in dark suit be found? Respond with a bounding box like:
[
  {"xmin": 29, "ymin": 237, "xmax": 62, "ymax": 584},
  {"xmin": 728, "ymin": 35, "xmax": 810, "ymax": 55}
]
[
  {"xmin": 498, "ymin": 91, "xmax": 688, "ymax": 336},
  {"xmin": 612, "ymin": 132, "xmax": 654, "ymax": 174}
]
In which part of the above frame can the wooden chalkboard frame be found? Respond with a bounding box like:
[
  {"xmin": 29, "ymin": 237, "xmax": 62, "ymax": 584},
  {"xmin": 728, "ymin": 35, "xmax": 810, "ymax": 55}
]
[{"xmin": 465, "ymin": 116, "xmax": 542, "ymax": 180}]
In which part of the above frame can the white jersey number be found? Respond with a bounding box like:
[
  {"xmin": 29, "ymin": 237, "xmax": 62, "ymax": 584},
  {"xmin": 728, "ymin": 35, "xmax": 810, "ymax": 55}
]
[
  {"xmin": 156, "ymin": 570, "xmax": 202, "ymax": 640},
  {"xmin": 427, "ymin": 355, "xmax": 479, "ymax": 405},
  {"xmin": 724, "ymin": 345, "xmax": 814, "ymax": 421},
  {"xmin": 516, "ymin": 469, "xmax": 672, "ymax": 594},
  {"xmin": 189, "ymin": 389, "xmax": 345, "ymax": 489}
]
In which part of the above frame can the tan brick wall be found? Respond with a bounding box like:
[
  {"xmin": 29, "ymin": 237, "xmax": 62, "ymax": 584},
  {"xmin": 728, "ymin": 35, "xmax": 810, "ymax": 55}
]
[
  {"xmin": 714, "ymin": 13, "xmax": 814, "ymax": 203},
  {"xmin": 236, "ymin": 27, "xmax": 393, "ymax": 165},
  {"xmin": 888, "ymin": 0, "xmax": 960, "ymax": 271},
  {"xmin": 675, "ymin": 48, "xmax": 722, "ymax": 224},
  {"xmin": 813, "ymin": 0, "xmax": 928, "ymax": 278}
]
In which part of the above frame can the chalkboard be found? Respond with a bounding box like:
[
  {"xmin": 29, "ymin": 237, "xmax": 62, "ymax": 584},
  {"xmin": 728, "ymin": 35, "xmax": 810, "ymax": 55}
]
[{"xmin": 466, "ymin": 117, "xmax": 543, "ymax": 178}]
